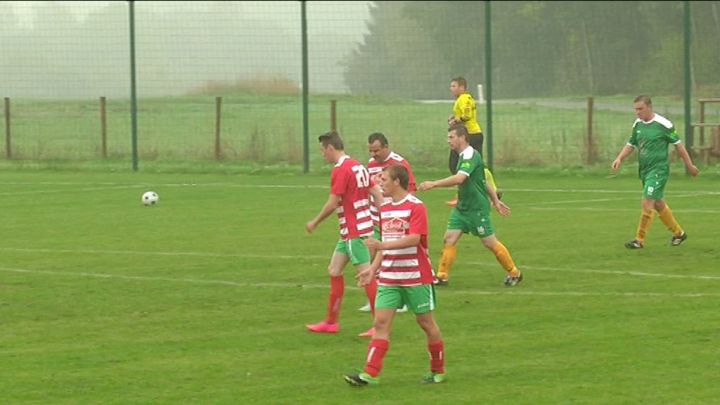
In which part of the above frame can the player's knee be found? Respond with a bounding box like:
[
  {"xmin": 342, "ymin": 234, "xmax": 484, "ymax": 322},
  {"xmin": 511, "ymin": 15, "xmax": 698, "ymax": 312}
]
[
  {"xmin": 373, "ymin": 316, "xmax": 392, "ymax": 332},
  {"xmin": 327, "ymin": 265, "xmax": 342, "ymax": 277},
  {"xmin": 416, "ymin": 315, "xmax": 437, "ymax": 333}
]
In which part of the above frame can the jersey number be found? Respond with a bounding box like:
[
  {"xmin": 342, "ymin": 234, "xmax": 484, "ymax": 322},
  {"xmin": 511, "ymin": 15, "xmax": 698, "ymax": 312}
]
[{"xmin": 351, "ymin": 165, "xmax": 370, "ymax": 188}]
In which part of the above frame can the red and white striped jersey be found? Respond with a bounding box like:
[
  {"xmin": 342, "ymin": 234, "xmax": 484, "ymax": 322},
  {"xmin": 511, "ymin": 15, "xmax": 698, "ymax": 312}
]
[
  {"xmin": 331, "ymin": 155, "xmax": 374, "ymax": 240},
  {"xmin": 367, "ymin": 151, "xmax": 416, "ymax": 228},
  {"xmin": 377, "ymin": 194, "xmax": 434, "ymax": 286}
]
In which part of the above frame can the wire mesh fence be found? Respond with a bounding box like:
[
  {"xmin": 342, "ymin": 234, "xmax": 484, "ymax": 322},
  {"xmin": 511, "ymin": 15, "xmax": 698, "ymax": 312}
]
[{"xmin": 1, "ymin": 1, "xmax": 719, "ymax": 169}]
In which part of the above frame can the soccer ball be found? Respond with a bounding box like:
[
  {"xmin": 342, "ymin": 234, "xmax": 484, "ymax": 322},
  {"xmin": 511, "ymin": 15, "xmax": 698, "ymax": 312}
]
[{"xmin": 142, "ymin": 191, "xmax": 159, "ymax": 206}]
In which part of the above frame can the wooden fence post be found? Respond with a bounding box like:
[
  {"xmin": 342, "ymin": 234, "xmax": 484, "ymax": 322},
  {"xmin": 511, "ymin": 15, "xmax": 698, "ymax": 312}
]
[
  {"xmin": 215, "ymin": 96, "xmax": 222, "ymax": 160},
  {"xmin": 586, "ymin": 96, "xmax": 594, "ymax": 164},
  {"xmin": 100, "ymin": 96, "xmax": 107, "ymax": 158},
  {"xmin": 330, "ymin": 99, "xmax": 337, "ymax": 132},
  {"xmin": 4, "ymin": 97, "xmax": 10, "ymax": 159}
]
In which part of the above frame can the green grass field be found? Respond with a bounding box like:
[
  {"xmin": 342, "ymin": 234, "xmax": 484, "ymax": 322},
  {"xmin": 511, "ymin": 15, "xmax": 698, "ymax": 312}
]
[{"xmin": 1, "ymin": 167, "xmax": 719, "ymax": 404}]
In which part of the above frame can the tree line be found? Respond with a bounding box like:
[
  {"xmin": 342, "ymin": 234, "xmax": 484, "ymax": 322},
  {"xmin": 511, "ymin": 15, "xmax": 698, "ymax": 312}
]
[{"xmin": 343, "ymin": 1, "xmax": 720, "ymax": 99}]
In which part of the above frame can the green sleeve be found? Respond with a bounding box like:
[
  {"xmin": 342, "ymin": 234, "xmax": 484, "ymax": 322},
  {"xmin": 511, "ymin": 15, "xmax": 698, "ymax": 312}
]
[
  {"xmin": 628, "ymin": 124, "xmax": 638, "ymax": 147},
  {"xmin": 665, "ymin": 126, "xmax": 681, "ymax": 144}
]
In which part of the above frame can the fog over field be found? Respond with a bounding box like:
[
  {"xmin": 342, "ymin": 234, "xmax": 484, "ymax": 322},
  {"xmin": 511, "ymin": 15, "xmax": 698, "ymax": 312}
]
[{"xmin": 2, "ymin": 1, "xmax": 373, "ymax": 98}]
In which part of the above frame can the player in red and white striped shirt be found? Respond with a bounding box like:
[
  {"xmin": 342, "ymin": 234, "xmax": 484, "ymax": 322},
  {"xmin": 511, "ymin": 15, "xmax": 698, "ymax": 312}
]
[
  {"xmin": 344, "ymin": 164, "xmax": 446, "ymax": 387},
  {"xmin": 358, "ymin": 132, "xmax": 417, "ymax": 313},
  {"xmin": 305, "ymin": 131, "xmax": 383, "ymax": 337}
]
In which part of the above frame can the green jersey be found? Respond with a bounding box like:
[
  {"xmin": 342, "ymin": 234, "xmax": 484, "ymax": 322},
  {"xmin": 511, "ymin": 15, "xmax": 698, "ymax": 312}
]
[
  {"xmin": 455, "ymin": 146, "xmax": 490, "ymax": 213},
  {"xmin": 627, "ymin": 113, "xmax": 681, "ymax": 178}
]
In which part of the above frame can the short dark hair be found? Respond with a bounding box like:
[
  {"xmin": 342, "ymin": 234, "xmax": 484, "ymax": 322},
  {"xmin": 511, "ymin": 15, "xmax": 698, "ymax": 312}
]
[
  {"xmin": 634, "ymin": 95, "xmax": 652, "ymax": 106},
  {"xmin": 368, "ymin": 132, "xmax": 389, "ymax": 147},
  {"xmin": 384, "ymin": 164, "xmax": 409, "ymax": 190},
  {"xmin": 448, "ymin": 123, "xmax": 469, "ymax": 139},
  {"xmin": 451, "ymin": 76, "xmax": 467, "ymax": 88},
  {"xmin": 318, "ymin": 131, "xmax": 344, "ymax": 150}
]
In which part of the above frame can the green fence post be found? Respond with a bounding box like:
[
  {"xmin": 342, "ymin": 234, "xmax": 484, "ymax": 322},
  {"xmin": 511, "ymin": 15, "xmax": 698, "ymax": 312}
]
[
  {"xmin": 301, "ymin": 1, "xmax": 310, "ymax": 173},
  {"xmin": 683, "ymin": 0, "xmax": 692, "ymax": 174},
  {"xmin": 129, "ymin": 0, "xmax": 139, "ymax": 171},
  {"xmin": 484, "ymin": 1, "xmax": 493, "ymax": 171}
]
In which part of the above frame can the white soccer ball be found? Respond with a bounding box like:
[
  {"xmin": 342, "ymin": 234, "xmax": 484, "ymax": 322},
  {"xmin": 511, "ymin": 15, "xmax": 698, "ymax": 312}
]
[{"xmin": 142, "ymin": 191, "xmax": 159, "ymax": 206}]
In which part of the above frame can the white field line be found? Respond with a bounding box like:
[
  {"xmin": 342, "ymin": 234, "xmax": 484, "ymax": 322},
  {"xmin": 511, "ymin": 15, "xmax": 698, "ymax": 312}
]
[
  {"xmin": 0, "ymin": 247, "xmax": 325, "ymax": 260},
  {"xmin": 1, "ymin": 266, "xmax": 719, "ymax": 299},
  {"xmin": 2, "ymin": 246, "xmax": 719, "ymax": 281},
  {"xmin": 529, "ymin": 191, "xmax": 718, "ymax": 206},
  {"xmin": 0, "ymin": 185, "xmax": 145, "ymax": 196},
  {"xmin": 0, "ymin": 182, "xmax": 329, "ymax": 190},
  {"xmin": 466, "ymin": 261, "xmax": 720, "ymax": 281},
  {"xmin": 530, "ymin": 207, "xmax": 720, "ymax": 214}
]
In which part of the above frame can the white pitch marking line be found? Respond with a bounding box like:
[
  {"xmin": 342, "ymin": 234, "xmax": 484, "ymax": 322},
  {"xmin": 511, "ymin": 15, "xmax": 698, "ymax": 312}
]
[
  {"xmin": 529, "ymin": 207, "xmax": 720, "ymax": 214},
  {"xmin": 530, "ymin": 191, "xmax": 718, "ymax": 206},
  {"xmin": 0, "ymin": 185, "xmax": 144, "ymax": 196},
  {"xmin": 2, "ymin": 246, "xmax": 719, "ymax": 281},
  {"xmin": 0, "ymin": 181, "xmax": 329, "ymax": 190},
  {"xmin": 467, "ymin": 261, "xmax": 720, "ymax": 281},
  {"xmin": 0, "ymin": 247, "xmax": 326, "ymax": 260},
  {"xmin": 1, "ymin": 266, "xmax": 718, "ymax": 298}
]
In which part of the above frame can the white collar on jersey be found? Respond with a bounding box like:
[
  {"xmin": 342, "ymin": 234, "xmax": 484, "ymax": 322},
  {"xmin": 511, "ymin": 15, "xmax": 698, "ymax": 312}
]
[
  {"xmin": 390, "ymin": 193, "xmax": 412, "ymax": 205},
  {"xmin": 459, "ymin": 145, "xmax": 475, "ymax": 160},
  {"xmin": 335, "ymin": 154, "xmax": 350, "ymax": 167},
  {"xmin": 382, "ymin": 151, "xmax": 401, "ymax": 163}
]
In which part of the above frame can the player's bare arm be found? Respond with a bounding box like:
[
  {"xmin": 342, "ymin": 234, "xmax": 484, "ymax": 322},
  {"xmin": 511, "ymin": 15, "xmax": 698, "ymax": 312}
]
[
  {"xmin": 419, "ymin": 173, "xmax": 466, "ymax": 191},
  {"xmin": 611, "ymin": 145, "xmax": 635, "ymax": 171},
  {"xmin": 367, "ymin": 234, "xmax": 421, "ymax": 251},
  {"xmin": 356, "ymin": 251, "xmax": 382, "ymax": 287},
  {"xmin": 369, "ymin": 184, "xmax": 384, "ymax": 211},
  {"xmin": 485, "ymin": 183, "xmax": 510, "ymax": 216},
  {"xmin": 674, "ymin": 143, "xmax": 700, "ymax": 176},
  {"xmin": 306, "ymin": 194, "xmax": 341, "ymax": 233}
]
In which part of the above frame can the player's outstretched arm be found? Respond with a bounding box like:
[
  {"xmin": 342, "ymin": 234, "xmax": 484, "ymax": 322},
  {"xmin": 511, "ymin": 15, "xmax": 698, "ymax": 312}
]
[{"xmin": 419, "ymin": 173, "xmax": 466, "ymax": 191}]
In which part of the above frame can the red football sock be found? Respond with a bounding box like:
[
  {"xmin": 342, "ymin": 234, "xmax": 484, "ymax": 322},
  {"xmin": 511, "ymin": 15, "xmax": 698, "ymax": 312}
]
[
  {"xmin": 326, "ymin": 276, "xmax": 344, "ymax": 324},
  {"xmin": 364, "ymin": 277, "xmax": 378, "ymax": 315},
  {"xmin": 428, "ymin": 340, "xmax": 445, "ymax": 373},
  {"xmin": 364, "ymin": 338, "xmax": 389, "ymax": 377}
]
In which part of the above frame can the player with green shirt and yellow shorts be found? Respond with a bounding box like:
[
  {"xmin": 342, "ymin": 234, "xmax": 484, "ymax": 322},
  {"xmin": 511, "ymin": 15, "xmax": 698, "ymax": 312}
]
[
  {"xmin": 611, "ymin": 95, "xmax": 699, "ymax": 249},
  {"xmin": 419, "ymin": 123, "xmax": 522, "ymax": 287}
]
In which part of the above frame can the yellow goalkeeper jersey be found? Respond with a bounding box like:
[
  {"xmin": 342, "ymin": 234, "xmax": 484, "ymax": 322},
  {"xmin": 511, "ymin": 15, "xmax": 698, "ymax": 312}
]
[{"xmin": 453, "ymin": 92, "xmax": 482, "ymax": 134}]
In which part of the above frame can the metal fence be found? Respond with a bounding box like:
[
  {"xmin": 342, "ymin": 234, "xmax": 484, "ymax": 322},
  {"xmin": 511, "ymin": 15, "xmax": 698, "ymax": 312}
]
[{"xmin": 1, "ymin": 1, "xmax": 719, "ymax": 170}]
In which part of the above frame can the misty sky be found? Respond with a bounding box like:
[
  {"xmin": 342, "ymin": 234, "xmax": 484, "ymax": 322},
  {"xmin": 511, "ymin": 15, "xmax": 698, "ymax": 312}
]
[{"xmin": 2, "ymin": 1, "xmax": 374, "ymax": 98}]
